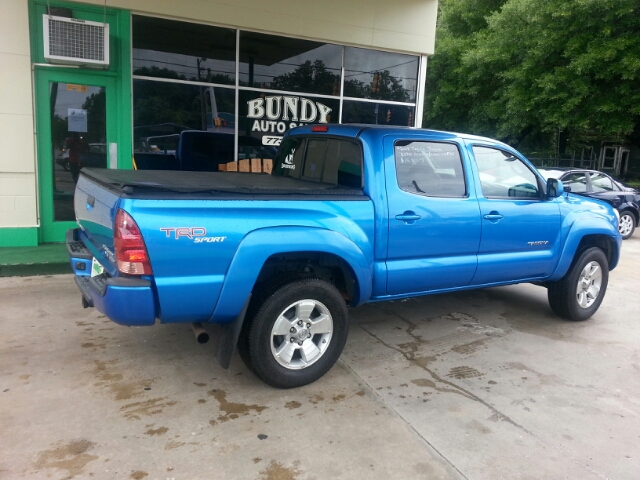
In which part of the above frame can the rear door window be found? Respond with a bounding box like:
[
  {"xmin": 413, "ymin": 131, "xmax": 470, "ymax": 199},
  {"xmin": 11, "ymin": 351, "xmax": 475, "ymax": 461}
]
[
  {"xmin": 590, "ymin": 172, "xmax": 615, "ymax": 192},
  {"xmin": 394, "ymin": 141, "xmax": 466, "ymax": 197}
]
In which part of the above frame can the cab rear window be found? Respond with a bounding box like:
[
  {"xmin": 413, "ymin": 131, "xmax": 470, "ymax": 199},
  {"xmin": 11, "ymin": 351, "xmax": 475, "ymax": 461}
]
[{"xmin": 273, "ymin": 137, "xmax": 363, "ymax": 189}]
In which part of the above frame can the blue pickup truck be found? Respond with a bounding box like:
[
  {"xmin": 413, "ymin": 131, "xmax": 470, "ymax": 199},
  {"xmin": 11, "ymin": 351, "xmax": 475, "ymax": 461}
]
[{"xmin": 67, "ymin": 125, "xmax": 621, "ymax": 388}]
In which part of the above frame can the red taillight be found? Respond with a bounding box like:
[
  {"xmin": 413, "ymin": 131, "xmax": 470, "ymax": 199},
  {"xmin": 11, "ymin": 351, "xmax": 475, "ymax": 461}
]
[
  {"xmin": 114, "ymin": 209, "xmax": 152, "ymax": 275},
  {"xmin": 311, "ymin": 125, "xmax": 329, "ymax": 132}
]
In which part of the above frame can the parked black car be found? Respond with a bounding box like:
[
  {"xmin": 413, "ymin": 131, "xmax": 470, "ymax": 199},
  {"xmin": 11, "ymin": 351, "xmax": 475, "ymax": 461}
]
[{"xmin": 539, "ymin": 168, "xmax": 639, "ymax": 239}]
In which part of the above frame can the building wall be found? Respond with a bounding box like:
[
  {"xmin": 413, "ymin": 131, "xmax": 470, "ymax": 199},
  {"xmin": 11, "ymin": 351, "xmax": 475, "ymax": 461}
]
[
  {"xmin": 0, "ymin": 0, "xmax": 38, "ymax": 243},
  {"xmin": 0, "ymin": 0, "xmax": 438, "ymax": 246},
  {"xmin": 85, "ymin": 0, "xmax": 438, "ymax": 56}
]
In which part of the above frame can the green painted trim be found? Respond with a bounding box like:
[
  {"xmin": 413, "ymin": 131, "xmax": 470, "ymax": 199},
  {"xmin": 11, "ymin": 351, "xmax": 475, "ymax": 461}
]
[
  {"xmin": 117, "ymin": 11, "xmax": 133, "ymax": 170},
  {"xmin": 30, "ymin": 1, "xmax": 133, "ymax": 244},
  {"xmin": 0, "ymin": 228, "xmax": 39, "ymax": 247},
  {"xmin": 35, "ymin": 70, "xmax": 119, "ymax": 243}
]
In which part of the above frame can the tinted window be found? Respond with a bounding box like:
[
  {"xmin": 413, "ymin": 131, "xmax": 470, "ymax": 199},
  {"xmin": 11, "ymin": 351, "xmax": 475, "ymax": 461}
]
[
  {"xmin": 132, "ymin": 16, "xmax": 236, "ymax": 85},
  {"xmin": 473, "ymin": 146, "xmax": 539, "ymax": 198},
  {"xmin": 273, "ymin": 138, "xmax": 306, "ymax": 179},
  {"xmin": 395, "ymin": 141, "xmax": 466, "ymax": 197},
  {"xmin": 273, "ymin": 137, "xmax": 362, "ymax": 188}
]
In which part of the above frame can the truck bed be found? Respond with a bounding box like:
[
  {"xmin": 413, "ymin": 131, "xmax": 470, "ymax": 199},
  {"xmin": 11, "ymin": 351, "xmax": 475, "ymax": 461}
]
[{"xmin": 81, "ymin": 168, "xmax": 365, "ymax": 199}]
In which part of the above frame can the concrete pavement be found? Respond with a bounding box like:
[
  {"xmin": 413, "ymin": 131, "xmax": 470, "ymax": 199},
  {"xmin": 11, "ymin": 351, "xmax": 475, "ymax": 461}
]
[{"xmin": 1, "ymin": 236, "xmax": 639, "ymax": 479}]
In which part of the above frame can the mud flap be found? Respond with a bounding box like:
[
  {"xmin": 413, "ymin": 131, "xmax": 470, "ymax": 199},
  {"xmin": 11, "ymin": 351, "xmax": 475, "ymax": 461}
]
[{"xmin": 212, "ymin": 295, "xmax": 251, "ymax": 369}]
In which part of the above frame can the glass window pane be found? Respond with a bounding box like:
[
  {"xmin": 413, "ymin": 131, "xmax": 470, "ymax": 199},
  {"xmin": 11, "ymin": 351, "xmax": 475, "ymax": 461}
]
[
  {"xmin": 272, "ymin": 136, "xmax": 362, "ymax": 188},
  {"xmin": 473, "ymin": 146, "xmax": 539, "ymax": 198},
  {"xmin": 238, "ymin": 90, "xmax": 339, "ymax": 147},
  {"xmin": 342, "ymin": 100, "xmax": 415, "ymax": 126},
  {"xmin": 133, "ymin": 79, "xmax": 235, "ymax": 170},
  {"xmin": 563, "ymin": 173, "xmax": 587, "ymax": 193},
  {"xmin": 50, "ymin": 82, "xmax": 106, "ymax": 221},
  {"xmin": 590, "ymin": 173, "xmax": 614, "ymax": 192},
  {"xmin": 272, "ymin": 137, "xmax": 305, "ymax": 179},
  {"xmin": 395, "ymin": 141, "xmax": 465, "ymax": 197},
  {"xmin": 325, "ymin": 140, "xmax": 362, "ymax": 188},
  {"xmin": 132, "ymin": 15, "xmax": 236, "ymax": 85},
  {"xmin": 239, "ymin": 32, "xmax": 342, "ymax": 95},
  {"xmin": 344, "ymin": 47, "xmax": 419, "ymax": 102},
  {"xmin": 303, "ymin": 139, "xmax": 328, "ymax": 180}
]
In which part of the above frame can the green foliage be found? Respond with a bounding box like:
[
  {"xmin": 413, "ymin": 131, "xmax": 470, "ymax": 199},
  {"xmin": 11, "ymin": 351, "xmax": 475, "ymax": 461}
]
[{"xmin": 426, "ymin": 0, "xmax": 640, "ymax": 151}]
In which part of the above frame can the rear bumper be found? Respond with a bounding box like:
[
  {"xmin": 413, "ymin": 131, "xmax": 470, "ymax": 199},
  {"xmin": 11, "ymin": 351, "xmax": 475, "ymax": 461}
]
[{"xmin": 68, "ymin": 228, "xmax": 157, "ymax": 326}]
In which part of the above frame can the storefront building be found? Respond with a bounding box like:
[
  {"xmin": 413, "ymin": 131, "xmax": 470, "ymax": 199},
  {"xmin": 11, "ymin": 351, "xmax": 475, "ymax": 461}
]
[{"xmin": 1, "ymin": 0, "xmax": 438, "ymax": 247}]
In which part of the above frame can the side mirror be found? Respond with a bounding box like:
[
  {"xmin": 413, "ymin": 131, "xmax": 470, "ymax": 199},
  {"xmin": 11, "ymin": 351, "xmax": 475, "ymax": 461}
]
[{"xmin": 547, "ymin": 178, "xmax": 564, "ymax": 198}]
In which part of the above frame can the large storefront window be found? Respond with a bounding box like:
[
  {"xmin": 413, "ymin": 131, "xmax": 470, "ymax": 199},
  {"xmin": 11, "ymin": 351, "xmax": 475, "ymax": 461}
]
[
  {"xmin": 344, "ymin": 47, "xmax": 419, "ymax": 102},
  {"xmin": 239, "ymin": 90, "xmax": 340, "ymax": 145},
  {"xmin": 132, "ymin": 15, "xmax": 421, "ymax": 171},
  {"xmin": 239, "ymin": 32, "xmax": 342, "ymax": 95},
  {"xmin": 342, "ymin": 101, "xmax": 415, "ymax": 127},
  {"xmin": 132, "ymin": 80, "xmax": 235, "ymax": 170},
  {"xmin": 132, "ymin": 15, "xmax": 236, "ymax": 85}
]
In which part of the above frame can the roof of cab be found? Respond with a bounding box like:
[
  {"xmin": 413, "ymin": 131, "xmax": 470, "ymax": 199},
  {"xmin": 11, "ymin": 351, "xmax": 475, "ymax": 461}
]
[{"xmin": 287, "ymin": 123, "xmax": 502, "ymax": 145}]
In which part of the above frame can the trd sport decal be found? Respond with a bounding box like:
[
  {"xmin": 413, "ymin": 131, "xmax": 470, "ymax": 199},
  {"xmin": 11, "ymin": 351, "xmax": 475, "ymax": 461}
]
[{"xmin": 160, "ymin": 227, "xmax": 226, "ymax": 243}]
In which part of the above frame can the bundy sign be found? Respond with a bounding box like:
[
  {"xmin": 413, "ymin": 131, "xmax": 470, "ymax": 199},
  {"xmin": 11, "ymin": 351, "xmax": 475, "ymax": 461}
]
[{"xmin": 247, "ymin": 95, "xmax": 332, "ymax": 145}]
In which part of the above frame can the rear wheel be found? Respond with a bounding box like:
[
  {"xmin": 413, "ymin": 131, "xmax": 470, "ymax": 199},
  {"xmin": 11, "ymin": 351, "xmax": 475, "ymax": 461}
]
[
  {"xmin": 547, "ymin": 247, "xmax": 608, "ymax": 321},
  {"xmin": 618, "ymin": 211, "xmax": 635, "ymax": 239},
  {"xmin": 241, "ymin": 278, "xmax": 349, "ymax": 388}
]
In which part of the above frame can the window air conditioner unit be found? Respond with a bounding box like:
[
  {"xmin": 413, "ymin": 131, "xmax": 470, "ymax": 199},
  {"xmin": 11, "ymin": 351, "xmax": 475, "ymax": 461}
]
[{"xmin": 43, "ymin": 15, "xmax": 109, "ymax": 68}]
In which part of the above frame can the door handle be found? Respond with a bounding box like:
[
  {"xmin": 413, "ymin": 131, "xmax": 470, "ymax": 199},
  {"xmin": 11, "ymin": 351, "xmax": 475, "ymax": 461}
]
[
  {"xmin": 395, "ymin": 211, "xmax": 421, "ymax": 224},
  {"xmin": 483, "ymin": 211, "xmax": 503, "ymax": 222}
]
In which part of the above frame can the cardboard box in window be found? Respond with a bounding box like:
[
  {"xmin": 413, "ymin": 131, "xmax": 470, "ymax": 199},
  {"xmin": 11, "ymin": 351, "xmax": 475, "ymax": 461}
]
[
  {"xmin": 239, "ymin": 159, "xmax": 251, "ymax": 172},
  {"xmin": 263, "ymin": 159, "xmax": 273, "ymax": 174},
  {"xmin": 251, "ymin": 158, "xmax": 262, "ymax": 173},
  {"xmin": 218, "ymin": 163, "xmax": 227, "ymax": 171},
  {"xmin": 225, "ymin": 161, "xmax": 237, "ymax": 172}
]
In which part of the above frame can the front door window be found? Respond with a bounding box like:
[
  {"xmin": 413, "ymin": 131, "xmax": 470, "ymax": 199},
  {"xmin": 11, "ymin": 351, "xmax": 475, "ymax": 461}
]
[{"xmin": 49, "ymin": 82, "xmax": 106, "ymax": 221}]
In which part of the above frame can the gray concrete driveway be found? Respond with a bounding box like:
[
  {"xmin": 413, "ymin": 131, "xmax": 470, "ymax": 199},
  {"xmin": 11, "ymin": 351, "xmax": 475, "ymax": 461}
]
[{"xmin": 2, "ymin": 236, "xmax": 639, "ymax": 480}]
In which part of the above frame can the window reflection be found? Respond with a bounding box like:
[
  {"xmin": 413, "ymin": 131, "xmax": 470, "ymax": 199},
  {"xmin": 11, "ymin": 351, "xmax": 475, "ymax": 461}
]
[
  {"xmin": 133, "ymin": 79, "xmax": 235, "ymax": 170},
  {"xmin": 132, "ymin": 15, "xmax": 236, "ymax": 85},
  {"xmin": 344, "ymin": 47, "xmax": 418, "ymax": 102},
  {"xmin": 342, "ymin": 101, "xmax": 415, "ymax": 127},
  {"xmin": 239, "ymin": 32, "xmax": 342, "ymax": 95},
  {"xmin": 50, "ymin": 83, "xmax": 106, "ymax": 221}
]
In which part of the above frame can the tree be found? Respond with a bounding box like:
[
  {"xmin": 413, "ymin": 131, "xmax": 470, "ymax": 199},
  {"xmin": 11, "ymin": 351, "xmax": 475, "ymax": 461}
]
[{"xmin": 425, "ymin": 0, "xmax": 640, "ymax": 154}]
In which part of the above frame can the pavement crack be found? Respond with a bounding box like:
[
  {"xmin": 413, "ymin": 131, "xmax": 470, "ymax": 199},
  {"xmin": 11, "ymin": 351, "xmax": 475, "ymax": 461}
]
[
  {"xmin": 357, "ymin": 320, "xmax": 521, "ymax": 428},
  {"xmin": 352, "ymin": 310, "xmax": 612, "ymax": 480}
]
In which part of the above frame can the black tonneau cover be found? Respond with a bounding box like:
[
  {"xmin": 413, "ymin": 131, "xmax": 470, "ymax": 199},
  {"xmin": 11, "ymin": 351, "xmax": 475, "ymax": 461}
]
[{"xmin": 81, "ymin": 168, "xmax": 364, "ymax": 198}]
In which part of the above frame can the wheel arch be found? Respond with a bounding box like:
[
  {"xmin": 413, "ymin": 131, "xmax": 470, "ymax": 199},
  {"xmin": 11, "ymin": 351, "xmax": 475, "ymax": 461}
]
[
  {"xmin": 549, "ymin": 220, "xmax": 621, "ymax": 282},
  {"xmin": 209, "ymin": 226, "xmax": 373, "ymax": 325}
]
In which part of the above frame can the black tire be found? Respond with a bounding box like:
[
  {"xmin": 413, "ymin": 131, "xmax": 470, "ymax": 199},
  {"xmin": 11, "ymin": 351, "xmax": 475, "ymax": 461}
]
[
  {"xmin": 237, "ymin": 273, "xmax": 311, "ymax": 374},
  {"xmin": 618, "ymin": 211, "xmax": 636, "ymax": 240},
  {"xmin": 547, "ymin": 247, "xmax": 608, "ymax": 321},
  {"xmin": 243, "ymin": 278, "xmax": 349, "ymax": 389}
]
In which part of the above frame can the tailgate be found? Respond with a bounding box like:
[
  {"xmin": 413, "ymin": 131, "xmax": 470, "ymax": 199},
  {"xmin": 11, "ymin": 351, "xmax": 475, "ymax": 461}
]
[{"xmin": 73, "ymin": 171, "xmax": 122, "ymax": 273}]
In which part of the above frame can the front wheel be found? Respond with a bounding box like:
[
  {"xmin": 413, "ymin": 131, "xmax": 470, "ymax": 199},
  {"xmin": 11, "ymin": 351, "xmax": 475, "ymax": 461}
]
[
  {"xmin": 547, "ymin": 247, "xmax": 609, "ymax": 321},
  {"xmin": 242, "ymin": 278, "xmax": 349, "ymax": 389},
  {"xmin": 618, "ymin": 211, "xmax": 636, "ymax": 239}
]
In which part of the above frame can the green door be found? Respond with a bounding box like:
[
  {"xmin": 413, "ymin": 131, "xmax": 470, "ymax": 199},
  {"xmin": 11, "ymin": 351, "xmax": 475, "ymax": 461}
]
[{"xmin": 35, "ymin": 69, "xmax": 118, "ymax": 243}]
